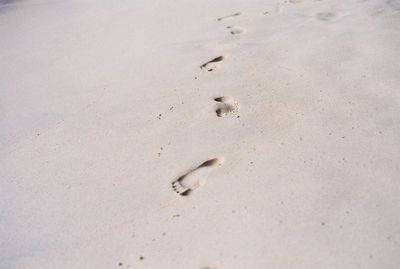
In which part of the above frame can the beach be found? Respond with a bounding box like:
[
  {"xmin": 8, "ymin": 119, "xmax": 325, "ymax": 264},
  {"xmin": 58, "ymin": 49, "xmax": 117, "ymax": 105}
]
[{"xmin": 1, "ymin": 0, "xmax": 400, "ymax": 268}]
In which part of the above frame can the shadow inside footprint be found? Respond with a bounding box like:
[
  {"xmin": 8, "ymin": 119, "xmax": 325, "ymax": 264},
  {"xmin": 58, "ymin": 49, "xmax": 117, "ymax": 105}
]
[
  {"xmin": 226, "ymin": 26, "xmax": 245, "ymax": 35},
  {"xmin": 214, "ymin": 96, "xmax": 230, "ymax": 102},
  {"xmin": 198, "ymin": 158, "xmax": 221, "ymax": 168},
  {"xmin": 200, "ymin": 56, "xmax": 224, "ymax": 71},
  {"xmin": 172, "ymin": 158, "xmax": 223, "ymax": 196},
  {"xmin": 217, "ymin": 12, "xmax": 241, "ymax": 21}
]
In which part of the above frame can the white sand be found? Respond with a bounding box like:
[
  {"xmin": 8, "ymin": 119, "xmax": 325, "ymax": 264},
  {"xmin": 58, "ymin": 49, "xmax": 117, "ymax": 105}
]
[{"xmin": 1, "ymin": 0, "xmax": 400, "ymax": 268}]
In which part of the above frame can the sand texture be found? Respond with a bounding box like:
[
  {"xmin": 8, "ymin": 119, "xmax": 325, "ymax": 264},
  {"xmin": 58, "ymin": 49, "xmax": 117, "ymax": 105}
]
[{"xmin": 1, "ymin": 0, "xmax": 400, "ymax": 268}]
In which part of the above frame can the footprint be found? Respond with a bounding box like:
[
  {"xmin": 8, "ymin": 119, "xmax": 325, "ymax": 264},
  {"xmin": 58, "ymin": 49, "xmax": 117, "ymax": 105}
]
[
  {"xmin": 172, "ymin": 158, "xmax": 223, "ymax": 196},
  {"xmin": 200, "ymin": 56, "xmax": 224, "ymax": 71},
  {"xmin": 315, "ymin": 12, "xmax": 337, "ymax": 21},
  {"xmin": 217, "ymin": 12, "xmax": 241, "ymax": 21},
  {"xmin": 226, "ymin": 26, "xmax": 245, "ymax": 35},
  {"xmin": 264, "ymin": 3, "xmax": 284, "ymax": 15},
  {"xmin": 214, "ymin": 96, "xmax": 239, "ymax": 117}
]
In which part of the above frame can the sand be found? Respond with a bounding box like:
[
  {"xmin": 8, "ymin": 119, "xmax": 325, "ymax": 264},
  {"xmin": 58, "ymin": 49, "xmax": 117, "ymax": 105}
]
[{"xmin": 1, "ymin": 0, "xmax": 400, "ymax": 268}]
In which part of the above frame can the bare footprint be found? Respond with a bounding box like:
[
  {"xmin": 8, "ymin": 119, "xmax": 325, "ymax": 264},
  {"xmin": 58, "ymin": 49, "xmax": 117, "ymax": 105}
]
[
  {"xmin": 315, "ymin": 12, "xmax": 337, "ymax": 21},
  {"xmin": 217, "ymin": 12, "xmax": 241, "ymax": 21},
  {"xmin": 200, "ymin": 56, "xmax": 224, "ymax": 71},
  {"xmin": 172, "ymin": 158, "xmax": 223, "ymax": 196},
  {"xmin": 214, "ymin": 96, "xmax": 239, "ymax": 117},
  {"xmin": 226, "ymin": 26, "xmax": 245, "ymax": 35},
  {"xmin": 264, "ymin": 3, "xmax": 284, "ymax": 15}
]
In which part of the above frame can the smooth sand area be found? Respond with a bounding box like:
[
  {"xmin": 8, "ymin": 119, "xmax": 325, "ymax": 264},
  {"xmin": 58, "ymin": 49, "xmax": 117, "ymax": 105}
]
[{"xmin": 1, "ymin": 0, "xmax": 400, "ymax": 268}]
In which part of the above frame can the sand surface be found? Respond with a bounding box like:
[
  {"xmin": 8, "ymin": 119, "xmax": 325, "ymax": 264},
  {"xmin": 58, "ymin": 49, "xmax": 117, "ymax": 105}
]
[{"xmin": 1, "ymin": 0, "xmax": 400, "ymax": 268}]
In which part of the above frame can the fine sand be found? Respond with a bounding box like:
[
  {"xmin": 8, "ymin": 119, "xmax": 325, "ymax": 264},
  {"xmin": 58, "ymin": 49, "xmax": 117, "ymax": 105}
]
[{"xmin": 1, "ymin": 0, "xmax": 400, "ymax": 268}]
